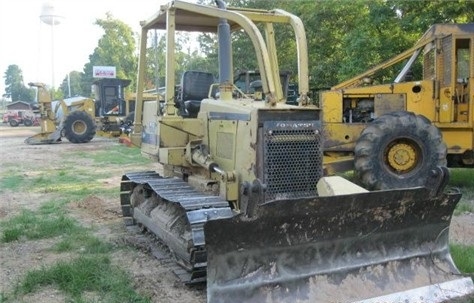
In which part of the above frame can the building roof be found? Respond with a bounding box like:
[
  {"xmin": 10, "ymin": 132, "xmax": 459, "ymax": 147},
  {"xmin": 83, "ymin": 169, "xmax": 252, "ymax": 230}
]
[{"xmin": 6, "ymin": 101, "xmax": 31, "ymax": 109}]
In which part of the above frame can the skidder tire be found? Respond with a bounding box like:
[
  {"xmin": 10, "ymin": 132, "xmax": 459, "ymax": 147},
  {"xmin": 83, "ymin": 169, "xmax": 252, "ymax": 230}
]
[
  {"xmin": 354, "ymin": 111, "xmax": 446, "ymax": 190},
  {"xmin": 63, "ymin": 111, "xmax": 96, "ymax": 143}
]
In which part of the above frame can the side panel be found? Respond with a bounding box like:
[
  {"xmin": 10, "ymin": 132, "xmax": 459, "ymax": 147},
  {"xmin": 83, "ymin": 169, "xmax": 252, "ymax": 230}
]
[
  {"xmin": 234, "ymin": 119, "xmax": 258, "ymax": 184},
  {"xmin": 141, "ymin": 100, "xmax": 160, "ymax": 158},
  {"xmin": 395, "ymin": 81, "xmax": 436, "ymax": 121},
  {"xmin": 321, "ymin": 90, "xmax": 344, "ymax": 123},
  {"xmin": 373, "ymin": 93, "xmax": 405, "ymax": 116},
  {"xmin": 439, "ymin": 84, "xmax": 454, "ymax": 123},
  {"xmin": 323, "ymin": 123, "xmax": 365, "ymax": 151},
  {"xmin": 438, "ymin": 126, "xmax": 474, "ymax": 153},
  {"xmin": 209, "ymin": 119, "xmax": 238, "ymax": 172}
]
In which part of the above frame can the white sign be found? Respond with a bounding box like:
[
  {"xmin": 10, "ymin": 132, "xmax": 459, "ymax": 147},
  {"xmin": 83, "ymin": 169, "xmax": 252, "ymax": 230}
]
[{"xmin": 93, "ymin": 66, "xmax": 116, "ymax": 78}]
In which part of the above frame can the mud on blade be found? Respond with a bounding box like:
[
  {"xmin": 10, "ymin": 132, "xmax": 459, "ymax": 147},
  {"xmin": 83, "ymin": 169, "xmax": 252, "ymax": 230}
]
[{"xmin": 205, "ymin": 187, "xmax": 474, "ymax": 303}]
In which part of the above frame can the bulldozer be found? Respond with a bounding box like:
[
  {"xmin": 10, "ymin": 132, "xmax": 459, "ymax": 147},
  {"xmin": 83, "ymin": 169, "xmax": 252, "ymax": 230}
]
[
  {"xmin": 26, "ymin": 78, "xmax": 134, "ymax": 144},
  {"xmin": 119, "ymin": 1, "xmax": 474, "ymax": 302},
  {"xmin": 321, "ymin": 23, "xmax": 474, "ymax": 190}
]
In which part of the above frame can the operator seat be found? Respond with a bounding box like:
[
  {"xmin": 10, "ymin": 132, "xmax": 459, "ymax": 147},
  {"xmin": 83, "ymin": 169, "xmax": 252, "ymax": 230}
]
[{"xmin": 178, "ymin": 71, "xmax": 215, "ymax": 118}]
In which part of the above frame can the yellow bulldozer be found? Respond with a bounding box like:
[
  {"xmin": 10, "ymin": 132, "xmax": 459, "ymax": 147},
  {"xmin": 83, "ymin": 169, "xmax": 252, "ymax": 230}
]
[
  {"xmin": 26, "ymin": 78, "xmax": 135, "ymax": 145},
  {"xmin": 322, "ymin": 23, "xmax": 474, "ymax": 190},
  {"xmin": 119, "ymin": 1, "xmax": 474, "ymax": 302}
]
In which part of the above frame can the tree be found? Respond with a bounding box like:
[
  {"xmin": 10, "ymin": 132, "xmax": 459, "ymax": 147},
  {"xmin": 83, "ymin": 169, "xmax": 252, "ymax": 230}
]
[
  {"xmin": 390, "ymin": 0, "xmax": 474, "ymax": 32},
  {"xmin": 144, "ymin": 30, "xmax": 166, "ymax": 90},
  {"xmin": 195, "ymin": 0, "xmax": 474, "ymax": 91},
  {"xmin": 59, "ymin": 71, "xmax": 84, "ymax": 97},
  {"xmin": 81, "ymin": 13, "xmax": 137, "ymax": 96},
  {"xmin": 3, "ymin": 64, "xmax": 35, "ymax": 102},
  {"xmin": 142, "ymin": 29, "xmax": 217, "ymax": 90},
  {"xmin": 196, "ymin": 0, "xmax": 294, "ymax": 80}
]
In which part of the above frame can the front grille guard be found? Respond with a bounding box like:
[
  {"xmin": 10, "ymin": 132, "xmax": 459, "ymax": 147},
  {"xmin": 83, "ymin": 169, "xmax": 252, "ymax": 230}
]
[{"xmin": 262, "ymin": 120, "xmax": 323, "ymax": 201}]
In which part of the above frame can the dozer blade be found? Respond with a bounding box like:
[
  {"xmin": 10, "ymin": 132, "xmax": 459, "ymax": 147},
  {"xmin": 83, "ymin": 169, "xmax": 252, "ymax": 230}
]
[
  {"xmin": 205, "ymin": 186, "xmax": 474, "ymax": 303},
  {"xmin": 25, "ymin": 130, "xmax": 61, "ymax": 145}
]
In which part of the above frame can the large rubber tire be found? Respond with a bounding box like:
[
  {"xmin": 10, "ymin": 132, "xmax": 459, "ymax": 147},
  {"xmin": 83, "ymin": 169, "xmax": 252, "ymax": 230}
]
[
  {"xmin": 23, "ymin": 119, "xmax": 33, "ymax": 127},
  {"xmin": 63, "ymin": 111, "xmax": 96, "ymax": 143},
  {"xmin": 9, "ymin": 119, "xmax": 19, "ymax": 127},
  {"xmin": 354, "ymin": 111, "xmax": 447, "ymax": 190}
]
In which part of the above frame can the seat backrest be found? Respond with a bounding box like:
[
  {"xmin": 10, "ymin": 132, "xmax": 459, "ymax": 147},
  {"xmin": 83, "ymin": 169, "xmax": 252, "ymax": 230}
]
[{"xmin": 181, "ymin": 71, "xmax": 215, "ymax": 101}]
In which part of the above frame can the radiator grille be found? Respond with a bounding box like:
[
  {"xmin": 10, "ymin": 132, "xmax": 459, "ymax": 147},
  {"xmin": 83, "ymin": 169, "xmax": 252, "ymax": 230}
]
[
  {"xmin": 442, "ymin": 35, "xmax": 452, "ymax": 87},
  {"xmin": 263, "ymin": 121, "xmax": 323, "ymax": 201}
]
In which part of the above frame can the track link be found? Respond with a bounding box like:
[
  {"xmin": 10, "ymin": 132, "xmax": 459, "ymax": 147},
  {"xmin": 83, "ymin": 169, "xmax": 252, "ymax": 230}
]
[
  {"xmin": 123, "ymin": 225, "xmax": 205, "ymax": 284},
  {"xmin": 120, "ymin": 171, "xmax": 234, "ymax": 283}
]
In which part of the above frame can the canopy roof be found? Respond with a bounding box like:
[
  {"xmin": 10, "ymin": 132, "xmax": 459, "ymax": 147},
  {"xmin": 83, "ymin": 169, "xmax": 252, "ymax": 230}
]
[
  {"xmin": 139, "ymin": 0, "xmax": 289, "ymax": 32},
  {"xmin": 420, "ymin": 23, "xmax": 474, "ymax": 41}
]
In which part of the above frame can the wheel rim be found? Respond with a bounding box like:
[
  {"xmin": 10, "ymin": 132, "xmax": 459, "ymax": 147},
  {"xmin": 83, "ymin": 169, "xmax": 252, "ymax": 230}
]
[
  {"xmin": 72, "ymin": 120, "xmax": 87, "ymax": 135},
  {"xmin": 384, "ymin": 139, "xmax": 420, "ymax": 174}
]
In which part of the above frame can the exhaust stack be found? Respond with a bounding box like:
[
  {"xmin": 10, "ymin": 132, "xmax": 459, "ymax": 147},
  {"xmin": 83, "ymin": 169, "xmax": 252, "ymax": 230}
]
[{"xmin": 215, "ymin": 0, "xmax": 233, "ymax": 100}]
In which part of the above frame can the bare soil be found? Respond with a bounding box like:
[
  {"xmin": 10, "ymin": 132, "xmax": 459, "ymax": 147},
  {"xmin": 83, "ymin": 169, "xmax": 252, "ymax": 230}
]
[
  {"xmin": 0, "ymin": 125, "xmax": 205, "ymax": 303},
  {"xmin": 0, "ymin": 125, "xmax": 473, "ymax": 303}
]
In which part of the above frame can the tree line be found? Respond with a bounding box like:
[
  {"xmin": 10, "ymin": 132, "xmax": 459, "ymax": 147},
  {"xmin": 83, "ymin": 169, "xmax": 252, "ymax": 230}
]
[{"xmin": 3, "ymin": 0, "xmax": 473, "ymax": 103}]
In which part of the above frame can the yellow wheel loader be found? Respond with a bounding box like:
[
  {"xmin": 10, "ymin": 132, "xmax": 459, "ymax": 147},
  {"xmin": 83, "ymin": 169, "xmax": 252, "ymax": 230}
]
[
  {"xmin": 322, "ymin": 23, "xmax": 474, "ymax": 190},
  {"xmin": 120, "ymin": 1, "xmax": 474, "ymax": 302},
  {"xmin": 26, "ymin": 78, "xmax": 134, "ymax": 144}
]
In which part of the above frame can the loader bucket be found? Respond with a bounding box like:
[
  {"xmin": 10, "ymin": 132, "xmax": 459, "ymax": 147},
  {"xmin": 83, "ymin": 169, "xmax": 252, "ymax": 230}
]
[{"xmin": 205, "ymin": 186, "xmax": 474, "ymax": 303}]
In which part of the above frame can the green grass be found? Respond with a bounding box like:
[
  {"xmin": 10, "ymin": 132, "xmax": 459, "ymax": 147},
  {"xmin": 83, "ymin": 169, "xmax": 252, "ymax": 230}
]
[
  {"xmin": 1, "ymin": 209, "xmax": 81, "ymax": 243},
  {"xmin": 451, "ymin": 244, "xmax": 474, "ymax": 276},
  {"xmin": 0, "ymin": 142, "xmax": 155, "ymax": 302},
  {"xmin": 0, "ymin": 174, "xmax": 25, "ymax": 191},
  {"xmin": 0, "ymin": 199, "xmax": 113, "ymax": 255},
  {"xmin": 71, "ymin": 145, "xmax": 151, "ymax": 166},
  {"xmin": 449, "ymin": 168, "xmax": 474, "ymax": 214},
  {"xmin": 0, "ymin": 144, "xmax": 151, "ymax": 202},
  {"xmin": 446, "ymin": 169, "xmax": 474, "ymax": 280},
  {"xmin": 53, "ymin": 233, "xmax": 113, "ymax": 254},
  {"xmin": 450, "ymin": 168, "xmax": 474, "ymax": 187},
  {"xmin": 0, "ymin": 201, "xmax": 140, "ymax": 302},
  {"xmin": 14, "ymin": 256, "xmax": 150, "ymax": 303},
  {"xmin": 0, "ymin": 168, "xmax": 115, "ymax": 199},
  {"xmin": 0, "ymin": 144, "xmax": 151, "ymax": 198}
]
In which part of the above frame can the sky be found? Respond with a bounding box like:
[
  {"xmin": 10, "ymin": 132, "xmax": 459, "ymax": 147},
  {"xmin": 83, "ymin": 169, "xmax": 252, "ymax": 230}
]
[{"xmin": 0, "ymin": 0, "xmax": 176, "ymax": 96}]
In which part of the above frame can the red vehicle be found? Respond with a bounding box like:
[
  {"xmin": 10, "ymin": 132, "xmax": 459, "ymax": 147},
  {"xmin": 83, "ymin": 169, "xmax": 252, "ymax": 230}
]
[{"xmin": 2, "ymin": 110, "xmax": 38, "ymax": 127}]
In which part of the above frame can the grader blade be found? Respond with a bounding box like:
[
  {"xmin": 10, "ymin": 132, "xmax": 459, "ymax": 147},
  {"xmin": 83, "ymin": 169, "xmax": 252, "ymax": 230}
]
[{"xmin": 205, "ymin": 187, "xmax": 474, "ymax": 303}]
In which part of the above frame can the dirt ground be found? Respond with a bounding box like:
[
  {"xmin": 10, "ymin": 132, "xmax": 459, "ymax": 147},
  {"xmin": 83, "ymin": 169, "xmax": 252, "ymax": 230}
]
[
  {"xmin": 0, "ymin": 125, "xmax": 205, "ymax": 303},
  {"xmin": 0, "ymin": 125, "xmax": 473, "ymax": 303}
]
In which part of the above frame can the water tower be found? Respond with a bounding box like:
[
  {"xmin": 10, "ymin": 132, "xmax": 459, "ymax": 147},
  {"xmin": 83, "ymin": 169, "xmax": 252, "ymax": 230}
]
[{"xmin": 40, "ymin": 2, "xmax": 64, "ymax": 89}]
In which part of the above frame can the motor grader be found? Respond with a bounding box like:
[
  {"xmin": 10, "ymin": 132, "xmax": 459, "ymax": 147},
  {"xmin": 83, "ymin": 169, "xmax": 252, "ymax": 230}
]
[
  {"xmin": 26, "ymin": 78, "xmax": 134, "ymax": 144},
  {"xmin": 120, "ymin": 1, "xmax": 474, "ymax": 302},
  {"xmin": 322, "ymin": 23, "xmax": 474, "ymax": 190}
]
